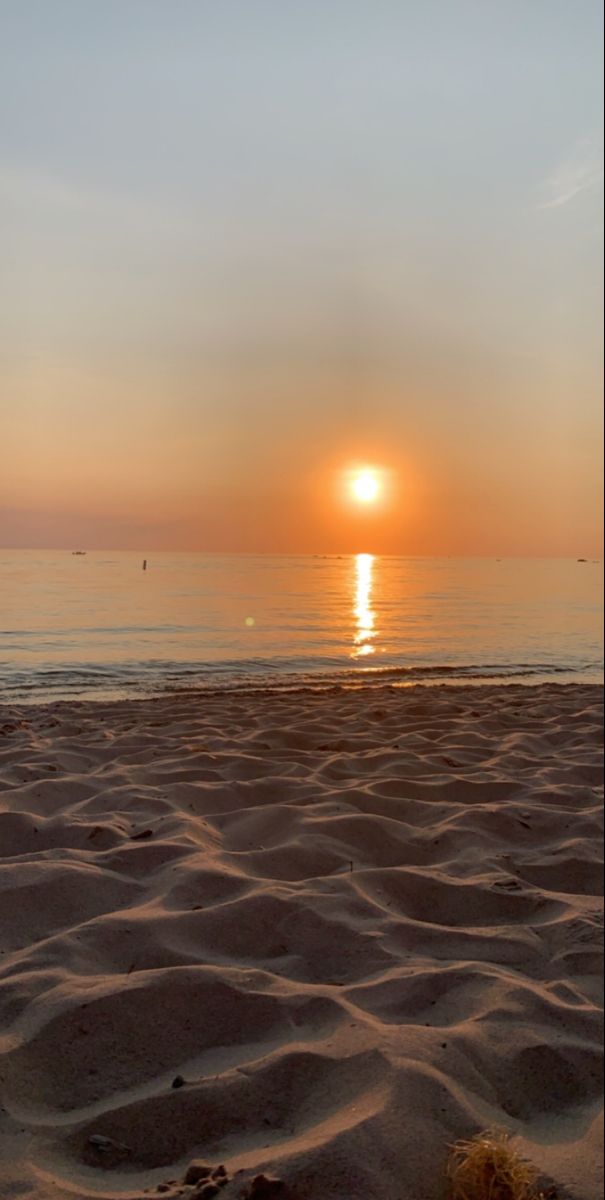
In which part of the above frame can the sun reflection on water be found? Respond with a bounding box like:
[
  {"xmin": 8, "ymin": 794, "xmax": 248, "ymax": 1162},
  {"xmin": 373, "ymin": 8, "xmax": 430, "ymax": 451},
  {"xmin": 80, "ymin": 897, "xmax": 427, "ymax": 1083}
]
[{"xmin": 352, "ymin": 552, "xmax": 377, "ymax": 657}]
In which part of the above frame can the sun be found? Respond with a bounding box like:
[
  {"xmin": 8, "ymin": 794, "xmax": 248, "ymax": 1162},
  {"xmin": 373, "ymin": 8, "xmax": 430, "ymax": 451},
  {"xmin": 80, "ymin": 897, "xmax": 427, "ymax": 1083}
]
[{"xmin": 352, "ymin": 469, "xmax": 380, "ymax": 504}]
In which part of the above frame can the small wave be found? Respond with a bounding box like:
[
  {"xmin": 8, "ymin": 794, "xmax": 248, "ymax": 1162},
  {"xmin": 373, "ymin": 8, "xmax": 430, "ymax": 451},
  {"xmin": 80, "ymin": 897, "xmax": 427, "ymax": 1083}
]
[{"xmin": 1, "ymin": 657, "xmax": 602, "ymax": 705}]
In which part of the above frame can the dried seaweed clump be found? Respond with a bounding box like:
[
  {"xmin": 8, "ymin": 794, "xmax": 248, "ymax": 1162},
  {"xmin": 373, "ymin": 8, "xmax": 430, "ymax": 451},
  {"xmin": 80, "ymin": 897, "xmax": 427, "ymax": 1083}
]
[{"xmin": 447, "ymin": 1129, "xmax": 545, "ymax": 1200}]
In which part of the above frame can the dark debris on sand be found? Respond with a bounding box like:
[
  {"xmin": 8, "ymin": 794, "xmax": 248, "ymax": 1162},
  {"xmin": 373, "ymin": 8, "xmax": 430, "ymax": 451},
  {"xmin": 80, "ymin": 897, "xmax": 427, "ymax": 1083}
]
[
  {"xmin": 142, "ymin": 1161, "xmax": 292, "ymax": 1199},
  {"xmin": 240, "ymin": 1175, "xmax": 288, "ymax": 1198}
]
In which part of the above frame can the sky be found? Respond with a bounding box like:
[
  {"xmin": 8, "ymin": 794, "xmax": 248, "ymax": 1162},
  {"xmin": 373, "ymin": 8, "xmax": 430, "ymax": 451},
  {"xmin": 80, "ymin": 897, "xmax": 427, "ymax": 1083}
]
[{"xmin": 0, "ymin": 0, "xmax": 603, "ymax": 555}]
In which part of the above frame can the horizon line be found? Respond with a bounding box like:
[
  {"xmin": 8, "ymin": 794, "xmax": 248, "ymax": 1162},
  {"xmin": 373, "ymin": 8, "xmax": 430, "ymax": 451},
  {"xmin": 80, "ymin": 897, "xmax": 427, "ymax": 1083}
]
[{"xmin": 0, "ymin": 547, "xmax": 601, "ymax": 561}]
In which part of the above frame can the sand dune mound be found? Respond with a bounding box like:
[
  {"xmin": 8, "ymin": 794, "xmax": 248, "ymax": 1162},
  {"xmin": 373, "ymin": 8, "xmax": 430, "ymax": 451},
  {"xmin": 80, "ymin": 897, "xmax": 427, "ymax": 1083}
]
[{"xmin": 0, "ymin": 684, "xmax": 602, "ymax": 1199}]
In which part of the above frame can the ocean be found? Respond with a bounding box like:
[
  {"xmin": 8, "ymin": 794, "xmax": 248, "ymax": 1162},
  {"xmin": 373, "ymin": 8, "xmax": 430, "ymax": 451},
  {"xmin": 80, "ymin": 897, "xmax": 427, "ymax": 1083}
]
[{"xmin": 0, "ymin": 551, "xmax": 602, "ymax": 703}]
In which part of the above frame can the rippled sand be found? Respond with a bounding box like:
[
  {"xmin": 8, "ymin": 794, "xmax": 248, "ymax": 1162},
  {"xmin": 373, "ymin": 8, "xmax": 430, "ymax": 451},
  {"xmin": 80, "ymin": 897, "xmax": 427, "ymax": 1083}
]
[{"xmin": 0, "ymin": 685, "xmax": 602, "ymax": 1199}]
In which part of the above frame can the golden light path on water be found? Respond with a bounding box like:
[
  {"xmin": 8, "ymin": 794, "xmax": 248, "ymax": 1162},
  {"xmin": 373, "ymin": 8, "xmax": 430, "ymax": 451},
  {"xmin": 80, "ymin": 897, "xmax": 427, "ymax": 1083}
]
[{"xmin": 352, "ymin": 552, "xmax": 377, "ymax": 658}]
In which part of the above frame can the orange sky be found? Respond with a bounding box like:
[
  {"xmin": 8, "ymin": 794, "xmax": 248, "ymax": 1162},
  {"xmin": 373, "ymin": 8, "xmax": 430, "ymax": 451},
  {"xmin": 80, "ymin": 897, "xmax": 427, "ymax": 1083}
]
[
  {"xmin": 2, "ymin": 353, "xmax": 601, "ymax": 555},
  {"xmin": 1, "ymin": 3, "xmax": 603, "ymax": 556}
]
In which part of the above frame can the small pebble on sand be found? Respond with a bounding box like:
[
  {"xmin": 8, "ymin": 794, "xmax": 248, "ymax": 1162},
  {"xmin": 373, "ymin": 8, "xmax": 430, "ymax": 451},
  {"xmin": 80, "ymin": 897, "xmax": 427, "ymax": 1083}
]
[
  {"xmin": 183, "ymin": 1161, "xmax": 213, "ymax": 1185},
  {"xmin": 249, "ymin": 1176, "xmax": 286, "ymax": 1198}
]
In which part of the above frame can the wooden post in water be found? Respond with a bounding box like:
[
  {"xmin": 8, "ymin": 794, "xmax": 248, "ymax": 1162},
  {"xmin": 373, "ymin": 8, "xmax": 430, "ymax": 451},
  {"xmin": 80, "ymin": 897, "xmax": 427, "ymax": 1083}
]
[{"xmin": 142, "ymin": 559, "xmax": 147, "ymax": 571}]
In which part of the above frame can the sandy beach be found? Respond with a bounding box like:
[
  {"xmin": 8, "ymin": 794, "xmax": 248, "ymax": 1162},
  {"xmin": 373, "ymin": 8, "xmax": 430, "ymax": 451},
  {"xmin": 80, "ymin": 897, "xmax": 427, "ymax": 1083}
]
[{"xmin": 0, "ymin": 683, "xmax": 602, "ymax": 1200}]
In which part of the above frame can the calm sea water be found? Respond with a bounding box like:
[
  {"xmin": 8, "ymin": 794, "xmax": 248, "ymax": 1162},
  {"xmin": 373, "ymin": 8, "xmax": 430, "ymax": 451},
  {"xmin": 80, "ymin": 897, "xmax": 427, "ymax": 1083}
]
[{"xmin": 0, "ymin": 551, "xmax": 602, "ymax": 702}]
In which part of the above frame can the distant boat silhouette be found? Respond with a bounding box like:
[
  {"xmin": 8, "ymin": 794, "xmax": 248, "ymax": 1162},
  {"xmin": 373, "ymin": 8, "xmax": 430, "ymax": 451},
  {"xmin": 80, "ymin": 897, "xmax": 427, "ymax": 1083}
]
[{"xmin": 71, "ymin": 550, "xmax": 87, "ymax": 555}]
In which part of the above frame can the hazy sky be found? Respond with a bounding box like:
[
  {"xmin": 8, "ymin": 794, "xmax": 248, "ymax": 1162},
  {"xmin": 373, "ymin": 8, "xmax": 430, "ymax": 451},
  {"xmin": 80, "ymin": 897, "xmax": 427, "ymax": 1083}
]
[{"xmin": 1, "ymin": 0, "xmax": 603, "ymax": 554}]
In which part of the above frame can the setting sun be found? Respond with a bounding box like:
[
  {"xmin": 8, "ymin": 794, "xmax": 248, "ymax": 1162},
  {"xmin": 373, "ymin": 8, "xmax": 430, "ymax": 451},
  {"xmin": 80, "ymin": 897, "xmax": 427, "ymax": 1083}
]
[{"xmin": 352, "ymin": 469, "xmax": 381, "ymax": 504}]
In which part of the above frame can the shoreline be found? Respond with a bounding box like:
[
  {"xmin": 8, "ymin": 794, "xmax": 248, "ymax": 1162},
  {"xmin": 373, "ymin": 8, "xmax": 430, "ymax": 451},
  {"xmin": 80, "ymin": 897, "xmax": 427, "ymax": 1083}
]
[
  {"xmin": 4, "ymin": 675, "xmax": 604, "ymax": 713},
  {"xmin": 0, "ymin": 682, "xmax": 602, "ymax": 1199}
]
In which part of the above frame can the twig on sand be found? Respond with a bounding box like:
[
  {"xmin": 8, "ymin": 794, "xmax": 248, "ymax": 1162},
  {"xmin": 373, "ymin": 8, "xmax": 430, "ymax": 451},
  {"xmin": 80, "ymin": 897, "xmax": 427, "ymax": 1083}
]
[{"xmin": 88, "ymin": 1133, "xmax": 131, "ymax": 1153}]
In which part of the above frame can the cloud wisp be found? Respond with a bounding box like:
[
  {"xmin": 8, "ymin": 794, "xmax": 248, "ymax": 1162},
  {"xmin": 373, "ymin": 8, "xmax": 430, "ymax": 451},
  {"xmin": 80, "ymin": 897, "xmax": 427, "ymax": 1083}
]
[{"xmin": 539, "ymin": 138, "xmax": 603, "ymax": 210}]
